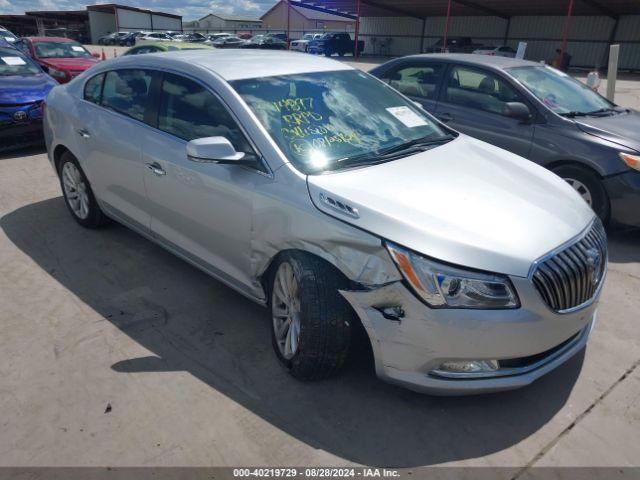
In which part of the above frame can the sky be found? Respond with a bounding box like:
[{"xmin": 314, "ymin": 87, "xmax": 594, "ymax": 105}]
[{"xmin": 0, "ymin": 0, "xmax": 279, "ymax": 20}]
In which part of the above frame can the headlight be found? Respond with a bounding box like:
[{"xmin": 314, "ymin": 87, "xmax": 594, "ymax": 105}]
[
  {"xmin": 620, "ymin": 152, "xmax": 640, "ymax": 172},
  {"xmin": 386, "ymin": 242, "xmax": 519, "ymax": 309},
  {"xmin": 48, "ymin": 68, "xmax": 67, "ymax": 80}
]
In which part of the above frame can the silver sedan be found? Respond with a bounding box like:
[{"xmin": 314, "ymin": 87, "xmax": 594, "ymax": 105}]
[{"xmin": 43, "ymin": 50, "xmax": 606, "ymax": 394}]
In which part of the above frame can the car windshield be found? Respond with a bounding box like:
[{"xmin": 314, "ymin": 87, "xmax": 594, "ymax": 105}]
[
  {"xmin": 1, "ymin": 30, "xmax": 17, "ymax": 42},
  {"xmin": 509, "ymin": 65, "xmax": 614, "ymax": 115},
  {"xmin": 34, "ymin": 41, "xmax": 91, "ymax": 59},
  {"xmin": 232, "ymin": 69, "xmax": 451, "ymax": 174},
  {"xmin": 0, "ymin": 48, "xmax": 41, "ymax": 76}
]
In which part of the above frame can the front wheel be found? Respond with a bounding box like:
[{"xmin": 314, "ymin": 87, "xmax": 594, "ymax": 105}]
[
  {"xmin": 270, "ymin": 252, "xmax": 353, "ymax": 380},
  {"xmin": 553, "ymin": 164, "xmax": 610, "ymax": 223},
  {"xmin": 59, "ymin": 152, "xmax": 108, "ymax": 228}
]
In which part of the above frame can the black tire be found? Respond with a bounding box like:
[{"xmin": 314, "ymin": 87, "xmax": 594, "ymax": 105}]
[
  {"xmin": 269, "ymin": 252, "xmax": 353, "ymax": 380},
  {"xmin": 58, "ymin": 151, "xmax": 108, "ymax": 229},
  {"xmin": 552, "ymin": 164, "xmax": 610, "ymax": 223},
  {"xmin": 324, "ymin": 50, "xmax": 331, "ymax": 57}
]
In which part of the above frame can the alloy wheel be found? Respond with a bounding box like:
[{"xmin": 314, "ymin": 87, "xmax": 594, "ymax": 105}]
[
  {"xmin": 564, "ymin": 177, "xmax": 593, "ymax": 206},
  {"xmin": 272, "ymin": 262, "xmax": 301, "ymax": 360},
  {"xmin": 61, "ymin": 162, "xmax": 90, "ymax": 219}
]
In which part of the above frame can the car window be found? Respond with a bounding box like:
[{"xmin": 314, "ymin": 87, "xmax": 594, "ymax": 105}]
[
  {"xmin": 383, "ymin": 63, "xmax": 444, "ymax": 100},
  {"xmin": 158, "ymin": 73, "xmax": 253, "ymax": 154},
  {"xmin": 0, "ymin": 48, "xmax": 41, "ymax": 76},
  {"xmin": 101, "ymin": 69, "xmax": 153, "ymax": 122},
  {"xmin": 13, "ymin": 39, "xmax": 29, "ymax": 55},
  {"xmin": 84, "ymin": 73, "xmax": 104, "ymax": 104},
  {"xmin": 444, "ymin": 66, "xmax": 523, "ymax": 115},
  {"xmin": 499, "ymin": 46, "xmax": 514, "ymax": 52}
]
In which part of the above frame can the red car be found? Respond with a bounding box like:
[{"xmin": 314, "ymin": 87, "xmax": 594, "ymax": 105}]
[{"xmin": 14, "ymin": 37, "xmax": 101, "ymax": 84}]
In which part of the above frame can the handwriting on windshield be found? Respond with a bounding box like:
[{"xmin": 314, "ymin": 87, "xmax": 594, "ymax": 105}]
[{"xmin": 271, "ymin": 96, "xmax": 360, "ymax": 157}]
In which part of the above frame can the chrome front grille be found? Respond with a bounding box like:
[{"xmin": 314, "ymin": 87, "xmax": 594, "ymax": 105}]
[{"xmin": 532, "ymin": 219, "xmax": 607, "ymax": 312}]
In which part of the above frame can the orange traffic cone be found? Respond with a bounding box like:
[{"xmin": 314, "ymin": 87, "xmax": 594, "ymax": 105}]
[{"xmin": 101, "ymin": 48, "xmax": 106, "ymax": 60}]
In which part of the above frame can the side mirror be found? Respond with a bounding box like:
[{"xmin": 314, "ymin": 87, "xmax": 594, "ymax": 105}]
[
  {"xmin": 503, "ymin": 102, "xmax": 532, "ymax": 121},
  {"xmin": 92, "ymin": 52, "xmax": 101, "ymax": 58},
  {"xmin": 186, "ymin": 137, "xmax": 246, "ymax": 164}
]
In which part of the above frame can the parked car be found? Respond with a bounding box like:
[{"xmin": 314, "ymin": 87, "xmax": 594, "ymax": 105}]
[
  {"xmin": 211, "ymin": 36, "xmax": 246, "ymax": 48},
  {"xmin": 124, "ymin": 42, "xmax": 213, "ymax": 55},
  {"xmin": 473, "ymin": 45, "xmax": 517, "ymax": 57},
  {"xmin": 425, "ymin": 37, "xmax": 481, "ymax": 53},
  {"xmin": 98, "ymin": 32, "xmax": 128, "ymax": 46},
  {"xmin": 0, "ymin": 26, "xmax": 18, "ymax": 44},
  {"xmin": 13, "ymin": 37, "xmax": 101, "ymax": 84},
  {"xmin": 118, "ymin": 31, "xmax": 144, "ymax": 46},
  {"xmin": 136, "ymin": 32, "xmax": 174, "ymax": 44},
  {"xmin": 44, "ymin": 50, "xmax": 605, "ymax": 395},
  {"xmin": 241, "ymin": 35, "xmax": 286, "ymax": 50},
  {"xmin": 205, "ymin": 32, "xmax": 232, "ymax": 42},
  {"xmin": 308, "ymin": 32, "xmax": 364, "ymax": 57},
  {"xmin": 0, "ymin": 46, "xmax": 57, "ymax": 152},
  {"xmin": 371, "ymin": 54, "xmax": 640, "ymax": 227},
  {"xmin": 173, "ymin": 32, "xmax": 208, "ymax": 43},
  {"xmin": 290, "ymin": 33, "xmax": 322, "ymax": 52}
]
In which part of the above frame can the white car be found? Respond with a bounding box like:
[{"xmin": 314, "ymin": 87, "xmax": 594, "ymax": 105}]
[
  {"xmin": 473, "ymin": 45, "xmax": 516, "ymax": 57},
  {"xmin": 290, "ymin": 33, "xmax": 322, "ymax": 52},
  {"xmin": 135, "ymin": 32, "xmax": 174, "ymax": 45}
]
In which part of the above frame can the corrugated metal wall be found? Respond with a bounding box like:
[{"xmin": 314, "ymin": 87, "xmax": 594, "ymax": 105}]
[{"xmin": 359, "ymin": 14, "xmax": 640, "ymax": 70}]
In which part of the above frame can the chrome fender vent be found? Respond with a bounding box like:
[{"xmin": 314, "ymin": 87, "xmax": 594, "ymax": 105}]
[{"xmin": 319, "ymin": 193, "xmax": 359, "ymax": 219}]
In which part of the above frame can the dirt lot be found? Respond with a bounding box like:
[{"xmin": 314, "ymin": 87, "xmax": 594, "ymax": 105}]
[{"xmin": 0, "ymin": 56, "xmax": 639, "ymax": 470}]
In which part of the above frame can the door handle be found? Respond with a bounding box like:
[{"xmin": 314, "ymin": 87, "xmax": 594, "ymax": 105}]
[
  {"xmin": 146, "ymin": 162, "xmax": 166, "ymax": 176},
  {"xmin": 438, "ymin": 112, "xmax": 454, "ymax": 122},
  {"xmin": 76, "ymin": 128, "xmax": 91, "ymax": 138}
]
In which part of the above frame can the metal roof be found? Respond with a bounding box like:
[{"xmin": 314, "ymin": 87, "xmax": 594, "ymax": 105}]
[
  {"xmin": 198, "ymin": 13, "xmax": 262, "ymax": 23},
  {"xmin": 297, "ymin": 0, "xmax": 640, "ymax": 19}
]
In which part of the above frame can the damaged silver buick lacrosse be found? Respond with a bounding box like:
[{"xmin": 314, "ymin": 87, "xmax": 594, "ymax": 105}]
[{"xmin": 44, "ymin": 50, "xmax": 607, "ymax": 394}]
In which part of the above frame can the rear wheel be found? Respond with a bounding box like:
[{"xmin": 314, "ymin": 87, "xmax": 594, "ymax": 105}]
[
  {"xmin": 553, "ymin": 164, "xmax": 610, "ymax": 223},
  {"xmin": 59, "ymin": 152, "xmax": 108, "ymax": 228},
  {"xmin": 269, "ymin": 252, "xmax": 353, "ymax": 380}
]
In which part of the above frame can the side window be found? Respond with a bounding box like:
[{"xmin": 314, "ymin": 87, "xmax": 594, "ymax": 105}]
[
  {"xmin": 84, "ymin": 73, "xmax": 104, "ymax": 104},
  {"xmin": 14, "ymin": 39, "xmax": 29, "ymax": 55},
  {"xmin": 101, "ymin": 69, "xmax": 153, "ymax": 122},
  {"xmin": 444, "ymin": 66, "xmax": 523, "ymax": 115},
  {"xmin": 384, "ymin": 63, "xmax": 444, "ymax": 100},
  {"xmin": 158, "ymin": 73, "xmax": 253, "ymax": 155}
]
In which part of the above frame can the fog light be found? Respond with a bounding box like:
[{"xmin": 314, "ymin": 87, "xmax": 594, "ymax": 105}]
[{"xmin": 434, "ymin": 360, "xmax": 499, "ymax": 375}]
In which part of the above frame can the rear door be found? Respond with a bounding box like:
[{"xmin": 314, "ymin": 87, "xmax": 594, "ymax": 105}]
[
  {"xmin": 434, "ymin": 64, "xmax": 534, "ymax": 157},
  {"xmin": 376, "ymin": 60, "xmax": 446, "ymax": 114},
  {"xmin": 75, "ymin": 68, "xmax": 156, "ymax": 231}
]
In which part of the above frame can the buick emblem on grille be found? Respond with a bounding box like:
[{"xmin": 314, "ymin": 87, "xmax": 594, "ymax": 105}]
[
  {"xmin": 585, "ymin": 247, "xmax": 603, "ymax": 285},
  {"xmin": 12, "ymin": 111, "xmax": 28, "ymax": 122}
]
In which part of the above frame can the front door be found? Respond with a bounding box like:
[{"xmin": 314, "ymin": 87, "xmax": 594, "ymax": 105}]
[
  {"xmin": 435, "ymin": 64, "xmax": 535, "ymax": 158},
  {"xmin": 142, "ymin": 72, "xmax": 270, "ymax": 291}
]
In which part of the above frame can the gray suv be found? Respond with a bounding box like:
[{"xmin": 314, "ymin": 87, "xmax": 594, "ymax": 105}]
[{"xmin": 371, "ymin": 54, "xmax": 640, "ymax": 228}]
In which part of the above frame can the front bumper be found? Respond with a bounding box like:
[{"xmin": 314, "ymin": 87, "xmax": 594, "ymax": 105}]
[
  {"xmin": 603, "ymin": 170, "xmax": 640, "ymax": 228},
  {"xmin": 0, "ymin": 120, "xmax": 44, "ymax": 152},
  {"xmin": 340, "ymin": 275, "xmax": 598, "ymax": 395}
]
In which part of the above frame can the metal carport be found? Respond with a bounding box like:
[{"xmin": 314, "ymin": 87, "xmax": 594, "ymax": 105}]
[{"xmin": 294, "ymin": 0, "xmax": 640, "ymax": 69}]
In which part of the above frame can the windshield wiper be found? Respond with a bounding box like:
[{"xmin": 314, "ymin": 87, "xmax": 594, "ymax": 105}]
[
  {"xmin": 560, "ymin": 107, "xmax": 622, "ymax": 118},
  {"xmin": 332, "ymin": 135, "xmax": 456, "ymax": 170},
  {"xmin": 559, "ymin": 111, "xmax": 588, "ymax": 118}
]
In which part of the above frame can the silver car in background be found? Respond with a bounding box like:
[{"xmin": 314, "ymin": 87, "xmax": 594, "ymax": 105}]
[{"xmin": 43, "ymin": 50, "xmax": 606, "ymax": 395}]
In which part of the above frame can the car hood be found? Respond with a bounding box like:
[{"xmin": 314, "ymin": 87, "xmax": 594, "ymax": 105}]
[
  {"xmin": 575, "ymin": 109, "xmax": 640, "ymax": 152},
  {"xmin": 39, "ymin": 57, "xmax": 99, "ymax": 71},
  {"xmin": 0, "ymin": 73, "xmax": 57, "ymax": 104},
  {"xmin": 307, "ymin": 136, "xmax": 594, "ymax": 278}
]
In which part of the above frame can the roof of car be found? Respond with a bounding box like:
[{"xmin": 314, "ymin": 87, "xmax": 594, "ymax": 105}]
[
  {"xmin": 133, "ymin": 42, "xmax": 213, "ymax": 50},
  {"xmin": 113, "ymin": 49, "xmax": 353, "ymax": 80},
  {"xmin": 400, "ymin": 53, "xmax": 539, "ymax": 69}
]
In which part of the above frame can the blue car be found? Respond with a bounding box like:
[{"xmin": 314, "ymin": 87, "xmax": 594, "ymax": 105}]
[{"xmin": 0, "ymin": 45, "xmax": 58, "ymax": 152}]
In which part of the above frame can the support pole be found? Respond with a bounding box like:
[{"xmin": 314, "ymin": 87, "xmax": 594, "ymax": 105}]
[
  {"xmin": 442, "ymin": 0, "xmax": 452, "ymax": 53},
  {"xmin": 606, "ymin": 44, "xmax": 620, "ymax": 102},
  {"xmin": 421, "ymin": 17, "xmax": 426, "ymax": 53},
  {"xmin": 286, "ymin": 0, "xmax": 291, "ymax": 49},
  {"xmin": 354, "ymin": 0, "xmax": 361, "ymax": 57},
  {"xmin": 559, "ymin": 0, "xmax": 574, "ymax": 64}
]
